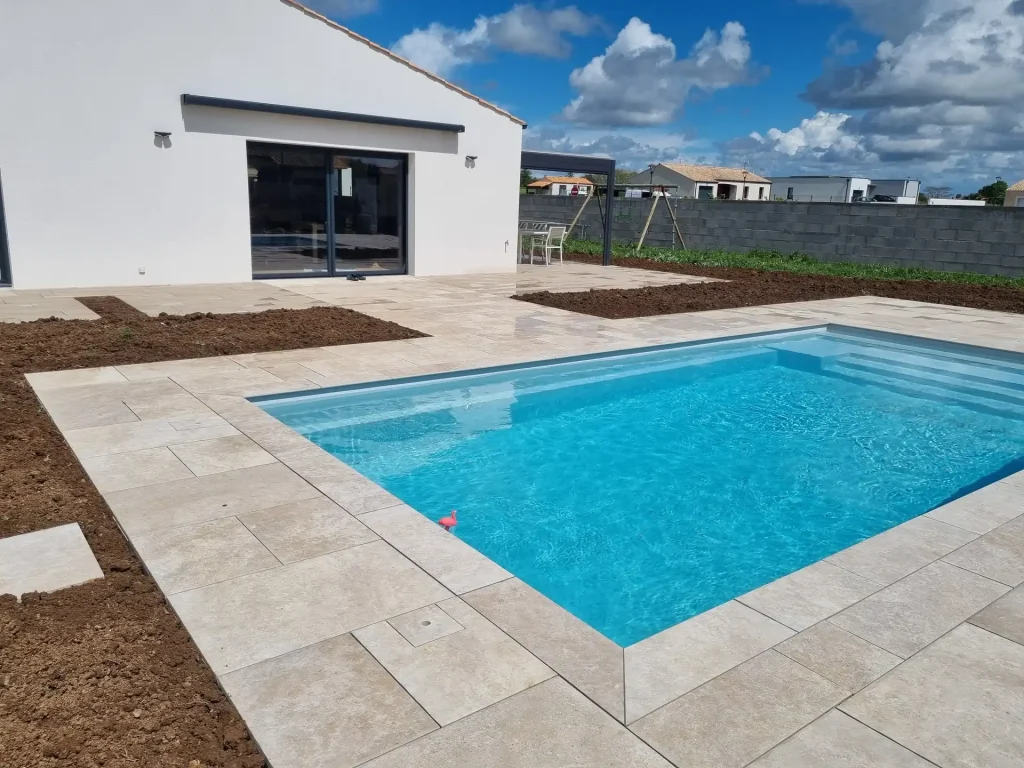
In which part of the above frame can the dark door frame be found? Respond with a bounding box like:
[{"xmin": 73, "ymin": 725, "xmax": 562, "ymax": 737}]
[
  {"xmin": 0, "ymin": 169, "xmax": 12, "ymax": 286},
  {"xmin": 248, "ymin": 141, "xmax": 409, "ymax": 280}
]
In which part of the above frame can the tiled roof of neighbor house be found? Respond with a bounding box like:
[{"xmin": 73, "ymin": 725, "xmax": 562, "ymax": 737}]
[
  {"xmin": 281, "ymin": 0, "xmax": 525, "ymax": 126},
  {"xmin": 659, "ymin": 163, "xmax": 771, "ymax": 184},
  {"xmin": 1009, "ymin": 179, "xmax": 1024, "ymax": 192},
  {"xmin": 527, "ymin": 176, "xmax": 596, "ymax": 187}
]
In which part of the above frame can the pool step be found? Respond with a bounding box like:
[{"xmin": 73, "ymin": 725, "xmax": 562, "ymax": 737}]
[
  {"xmin": 829, "ymin": 357, "xmax": 1024, "ymax": 409},
  {"xmin": 844, "ymin": 346, "xmax": 1024, "ymax": 389},
  {"xmin": 822, "ymin": 355, "xmax": 1024, "ymax": 420}
]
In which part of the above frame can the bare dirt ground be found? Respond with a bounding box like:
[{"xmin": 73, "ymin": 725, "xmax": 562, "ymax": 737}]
[
  {"xmin": 514, "ymin": 254, "xmax": 1024, "ymax": 318},
  {"xmin": 0, "ymin": 298, "xmax": 424, "ymax": 767}
]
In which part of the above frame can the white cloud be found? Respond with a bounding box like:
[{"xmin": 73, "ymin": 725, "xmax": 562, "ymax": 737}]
[
  {"xmin": 561, "ymin": 18, "xmax": 762, "ymax": 127},
  {"xmin": 392, "ymin": 20, "xmax": 490, "ymax": 77},
  {"xmin": 755, "ymin": 112, "xmax": 860, "ymax": 156},
  {"xmin": 524, "ymin": 126, "xmax": 697, "ymax": 170},
  {"xmin": 727, "ymin": 0, "xmax": 1024, "ymax": 187},
  {"xmin": 392, "ymin": 4, "xmax": 601, "ymax": 77},
  {"xmin": 302, "ymin": 0, "xmax": 378, "ymax": 18},
  {"xmin": 805, "ymin": 1, "xmax": 1024, "ymax": 109}
]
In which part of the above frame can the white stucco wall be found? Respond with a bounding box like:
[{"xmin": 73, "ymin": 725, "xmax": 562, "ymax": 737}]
[
  {"xmin": 0, "ymin": 0, "xmax": 523, "ymax": 289},
  {"xmin": 647, "ymin": 168, "xmax": 698, "ymax": 197},
  {"xmin": 770, "ymin": 177, "xmax": 868, "ymax": 203}
]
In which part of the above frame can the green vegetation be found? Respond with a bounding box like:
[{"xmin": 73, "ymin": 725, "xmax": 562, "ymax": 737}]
[
  {"xmin": 564, "ymin": 238, "xmax": 1024, "ymax": 289},
  {"xmin": 965, "ymin": 179, "xmax": 1008, "ymax": 206}
]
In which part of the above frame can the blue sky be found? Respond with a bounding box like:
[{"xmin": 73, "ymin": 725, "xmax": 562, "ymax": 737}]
[{"xmin": 307, "ymin": 1, "xmax": 1024, "ymax": 193}]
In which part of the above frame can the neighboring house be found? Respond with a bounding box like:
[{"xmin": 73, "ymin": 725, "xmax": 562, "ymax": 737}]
[
  {"xmin": 769, "ymin": 176, "xmax": 920, "ymax": 204},
  {"xmin": 526, "ymin": 177, "xmax": 595, "ymax": 197},
  {"xmin": 0, "ymin": 0, "xmax": 525, "ymax": 289},
  {"xmin": 1005, "ymin": 180, "xmax": 1024, "ymax": 208},
  {"xmin": 646, "ymin": 164, "xmax": 772, "ymax": 201}
]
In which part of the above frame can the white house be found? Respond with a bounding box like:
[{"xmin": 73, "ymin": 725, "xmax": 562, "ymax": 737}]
[
  {"xmin": 1005, "ymin": 180, "xmax": 1024, "ymax": 208},
  {"xmin": 0, "ymin": 0, "xmax": 525, "ymax": 289},
  {"xmin": 769, "ymin": 176, "xmax": 920, "ymax": 204},
  {"xmin": 526, "ymin": 177, "xmax": 594, "ymax": 197},
  {"xmin": 646, "ymin": 164, "xmax": 772, "ymax": 201}
]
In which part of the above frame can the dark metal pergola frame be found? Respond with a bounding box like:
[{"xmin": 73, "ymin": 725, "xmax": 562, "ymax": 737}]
[{"xmin": 521, "ymin": 150, "xmax": 615, "ymax": 266}]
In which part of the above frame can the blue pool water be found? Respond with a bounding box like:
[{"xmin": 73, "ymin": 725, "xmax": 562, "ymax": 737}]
[{"xmin": 258, "ymin": 327, "xmax": 1024, "ymax": 646}]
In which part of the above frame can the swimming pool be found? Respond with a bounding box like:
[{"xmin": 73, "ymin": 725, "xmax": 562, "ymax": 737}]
[{"xmin": 257, "ymin": 327, "xmax": 1024, "ymax": 646}]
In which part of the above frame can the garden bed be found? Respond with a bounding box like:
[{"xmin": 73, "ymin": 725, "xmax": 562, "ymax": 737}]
[
  {"xmin": 514, "ymin": 254, "xmax": 1024, "ymax": 319},
  {"xmin": 0, "ymin": 298, "xmax": 424, "ymax": 767}
]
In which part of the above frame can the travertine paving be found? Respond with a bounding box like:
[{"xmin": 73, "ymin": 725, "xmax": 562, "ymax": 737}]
[
  {"xmin": 0, "ymin": 523, "xmax": 104, "ymax": 599},
  {"xmin": 23, "ymin": 262, "xmax": 1024, "ymax": 767}
]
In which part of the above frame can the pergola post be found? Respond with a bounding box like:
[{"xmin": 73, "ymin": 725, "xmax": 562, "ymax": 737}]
[{"xmin": 603, "ymin": 160, "xmax": 615, "ymax": 266}]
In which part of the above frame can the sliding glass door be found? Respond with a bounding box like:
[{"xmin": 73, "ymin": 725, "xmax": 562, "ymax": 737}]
[
  {"xmin": 248, "ymin": 142, "xmax": 407, "ymax": 278},
  {"xmin": 330, "ymin": 154, "xmax": 404, "ymax": 273}
]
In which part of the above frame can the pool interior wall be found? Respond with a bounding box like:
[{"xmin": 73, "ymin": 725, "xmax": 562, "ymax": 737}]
[{"xmin": 257, "ymin": 327, "xmax": 1024, "ymax": 646}]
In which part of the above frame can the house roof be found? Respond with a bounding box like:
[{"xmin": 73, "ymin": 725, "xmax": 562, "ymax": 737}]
[
  {"xmin": 659, "ymin": 163, "xmax": 771, "ymax": 184},
  {"xmin": 1009, "ymin": 179, "xmax": 1024, "ymax": 192},
  {"xmin": 527, "ymin": 176, "xmax": 596, "ymax": 187},
  {"xmin": 281, "ymin": 1, "xmax": 525, "ymax": 126}
]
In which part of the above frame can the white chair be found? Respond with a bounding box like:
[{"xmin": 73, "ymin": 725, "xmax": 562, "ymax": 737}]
[{"xmin": 529, "ymin": 225, "xmax": 566, "ymax": 265}]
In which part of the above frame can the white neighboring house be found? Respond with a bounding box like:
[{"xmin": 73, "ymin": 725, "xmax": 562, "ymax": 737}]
[
  {"xmin": 1005, "ymin": 180, "xmax": 1024, "ymax": 207},
  {"xmin": 769, "ymin": 176, "xmax": 920, "ymax": 204},
  {"xmin": 0, "ymin": 0, "xmax": 525, "ymax": 289},
  {"xmin": 646, "ymin": 164, "xmax": 772, "ymax": 201},
  {"xmin": 526, "ymin": 176, "xmax": 594, "ymax": 197}
]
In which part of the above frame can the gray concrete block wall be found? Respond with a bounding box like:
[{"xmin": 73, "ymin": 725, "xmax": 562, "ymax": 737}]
[{"xmin": 518, "ymin": 195, "xmax": 1024, "ymax": 278}]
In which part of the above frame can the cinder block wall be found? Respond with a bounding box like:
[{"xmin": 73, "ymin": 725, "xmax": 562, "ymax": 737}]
[{"xmin": 519, "ymin": 195, "xmax": 1024, "ymax": 278}]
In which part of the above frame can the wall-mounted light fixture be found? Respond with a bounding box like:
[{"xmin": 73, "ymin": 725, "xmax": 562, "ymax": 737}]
[
  {"xmin": 465, "ymin": 155, "xmax": 478, "ymax": 169},
  {"xmin": 154, "ymin": 131, "xmax": 172, "ymax": 148}
]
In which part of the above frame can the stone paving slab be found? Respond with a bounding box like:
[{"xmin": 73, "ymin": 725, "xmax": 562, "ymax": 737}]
[
  {"xmin": 169, "ymin": 540, "xmax": 452, "ymax": 674},
  {"xmin": 362, "ymin": 678, "xmax": 673, "ymax": 768},
  {"xmin": 353, "ymin": 597, "xmax": 555, "ymax": 726},
  {"xmin": 624, "ymin": 600, "xmax": 794, "ymax": 724},
  {"xmin": 221, "ymin": 633, "xmax": 437, "ymax": 768},
  {"xmin": 463, "ymin": 577, "xmax": 626, "ymax": 722},
  {"xmin": 0, "ymin": 523, "xmax": 104, "ymax": 599},
  {"xmin": 841, "ymin": 624, "xmax": 1024, "ymax": 768},
  {"xmin": 749, "ymin": 710, "xmax": 936, "ymax": 768},
  {"xmin": 830, "ymin": 560, "xmax": 1009, "ymax": 658},
  {"xmin": 0, "ymin": 293, "xmax": 99, "ymax": 322},
  {"xmin": 630, "ymin": 650, "xmax": 847, "ymax": 768},
  {"xmin": 968, "ymin": 585, "xmax": 1024, "ymax": 645},
  {"xmin": 775, "ymin": 621, "xmax": 902, "ymax": 694}
]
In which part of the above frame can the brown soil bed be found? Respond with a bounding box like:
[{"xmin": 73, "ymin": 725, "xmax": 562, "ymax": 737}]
[
  {"xmin": 0, "ymin": 298, "xmax": 424, "ymax": 767},
  {"xmin": 515, "ymin": 254, "xmax": 1024, "ymax": 319}
]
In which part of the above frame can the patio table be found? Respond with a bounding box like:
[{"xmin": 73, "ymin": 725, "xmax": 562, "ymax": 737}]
[{"xmin": 517, "ymin": 221, "xmax": 554, "ymax": 263}]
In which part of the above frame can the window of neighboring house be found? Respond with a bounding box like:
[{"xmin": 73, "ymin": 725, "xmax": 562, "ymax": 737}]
[
  {"xmin": 743, "ymin": 186, "xmax": 750, "ymax": 199},
  {"xmin": 0, "ymin": 169, "xmax": 10, "ymax": 286},
  {"xmin": 787, "ymin": 187, "xmax": 794, "ymax": 200},
  {"xmin": 559, "ymin": 185, "xmax": 568, "ymax": 195},
  {"xmin": 698, "ymin": 185, "xmax": 714, "ymax": 199},
  {"xmin": 758, "ymin": 187, "xmax": 764, "ymax": 200}
]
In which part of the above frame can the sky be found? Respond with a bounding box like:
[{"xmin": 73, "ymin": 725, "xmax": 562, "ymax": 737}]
[{"xmin": 305, "ymin": 0, "xmax": 1024, "ymax": 193}]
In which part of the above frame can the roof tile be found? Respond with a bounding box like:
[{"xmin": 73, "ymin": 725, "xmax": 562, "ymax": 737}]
[{"xmin": 659, "ymin": 163, "xmax": 771, "ymax": 184}]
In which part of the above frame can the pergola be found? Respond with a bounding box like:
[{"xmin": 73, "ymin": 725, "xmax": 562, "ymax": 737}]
[{"xmin": 521, "ymin": 150, "xmax": 615, "ymax": 266}]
